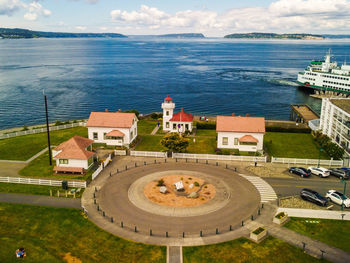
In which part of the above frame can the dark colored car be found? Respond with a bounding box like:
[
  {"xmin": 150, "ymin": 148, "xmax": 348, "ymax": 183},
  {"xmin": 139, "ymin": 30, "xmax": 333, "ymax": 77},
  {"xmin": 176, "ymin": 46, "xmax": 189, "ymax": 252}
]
[
  {"xmin": 300, "ymin": 188, "xmax": 328, "ymax": 206},
  {"xmin": 329, "ymin": 168, "xmax": 350, "ymax": 180},
  {"xmin": 288, "ymin": 167, "xmax": 311, "ymax": 178}
]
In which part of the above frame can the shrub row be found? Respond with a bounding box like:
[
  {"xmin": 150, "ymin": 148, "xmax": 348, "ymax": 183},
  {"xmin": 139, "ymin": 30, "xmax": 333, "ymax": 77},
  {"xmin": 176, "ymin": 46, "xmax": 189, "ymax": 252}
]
[
  {"xmin": 312, "ymin": 131, "xmax": 344, "ymax": 160},
  {"xmin": 266, "ymin": 126, "xmax": 311, "ymax": 133},
  {"xmin": 194, "ymin": 121, "xmax": 216, "ymax": 130}
]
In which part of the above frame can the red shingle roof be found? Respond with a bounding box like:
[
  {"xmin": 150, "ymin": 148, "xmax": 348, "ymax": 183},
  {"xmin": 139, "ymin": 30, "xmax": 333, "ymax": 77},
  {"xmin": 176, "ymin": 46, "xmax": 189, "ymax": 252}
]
[
  {"xmin": 216, "ymin": 116, "xmax": 265, "ymax": 133},
  {"xmin": 53, "ymin": 136, "xmax": 94, "ymax": 160},
  {"xmin": 164, "ymin": 95, "xmax": 173, "ymax": 101},
  {"xmin": 239, "ymin": 135, "xmax": 259, "ymax": 143},
  {"xmin": 106, "ymin": 130, "xmax": 125, "ymax": 137},
  {"xmin": 86, "ymin": 112, "xmax": 136, "ymax": 128},
  {"xmin": 170, "ymin": 108, "xmax": 193, "ymax": 122}
]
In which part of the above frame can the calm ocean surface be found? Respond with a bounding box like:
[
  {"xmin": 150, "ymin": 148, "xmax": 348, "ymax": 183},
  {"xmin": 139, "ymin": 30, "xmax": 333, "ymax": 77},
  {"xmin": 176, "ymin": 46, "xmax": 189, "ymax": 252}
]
[{"xmin": 1, "ymin": 37, "xmax": 350, "ymax": 129}]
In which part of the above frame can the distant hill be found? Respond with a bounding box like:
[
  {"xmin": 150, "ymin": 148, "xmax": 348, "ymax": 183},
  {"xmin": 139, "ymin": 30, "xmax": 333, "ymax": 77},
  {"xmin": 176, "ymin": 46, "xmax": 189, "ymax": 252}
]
[
  {"xmin": 323, "ymin": 34, "xmax": 350, "ymax": 39},
  {"xmin": 0, "ymin": 28, "xmax": 127, "ymax": 39},
  {"xmin": 224, "ymin": 33, "xmax": 324, "ymax": 40},
  {"xmin": 128, "ymin": 33, "xmax": 205, "ymax": 39}
]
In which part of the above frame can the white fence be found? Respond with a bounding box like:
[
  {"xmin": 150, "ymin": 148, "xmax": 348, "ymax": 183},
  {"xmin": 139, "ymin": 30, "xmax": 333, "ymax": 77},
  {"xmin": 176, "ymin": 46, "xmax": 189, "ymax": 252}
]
[
  {"xmin": 0, "ymin": 176, "xmax": 87, "ymax": 188},
  {"xmin": 0, "ymin": 122, "xmax": 86, "ymax": 140},
  {"xmin": 172, "ymin": 153, "xmax": 267, "ymax": 162},
  {"xmin": 114, "ymin": 150, "xmax": 127, "ymax": 156},
  {"xmin": 271, "ymin": 157, "xmax": 343, "ymax": 166},
  {"xmin": 92, "ymin": 154, "xmax": 112, "ymax": 180},
  {"xmin": 130, "ymin": 151, "xmax": 167, "ymax": 158}
]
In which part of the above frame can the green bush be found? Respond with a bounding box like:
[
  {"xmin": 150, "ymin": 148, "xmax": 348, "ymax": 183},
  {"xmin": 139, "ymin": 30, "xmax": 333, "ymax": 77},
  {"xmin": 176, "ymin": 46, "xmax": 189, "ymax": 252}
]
[
  {"xmin": 312, "ymin": 131, "xmax": 344, "ymax": 160},
  {"xmin": 21, "ymin": 126, "xmax": 29, "ymax": 131},
  {"xmin": 275, "ymin": 212, "xmax": 286, "ymax": 219},
  {"xmin": 124, "ymin": 109, "xmax": 140, "ymax": 117},
  {"xmin": 157, "ymin": 179, "xmax": 165, "ymax": 187},
  {"xmin": 252, "ymin": 227, "xmax": 265, "ymax": 235},
  {"xmin": 194, "ymin": 182, "xmax": 200, "ymax": 187},
  {"xmin": 195, "ymin": 121, "xmax": 216, "ymax": 130}
]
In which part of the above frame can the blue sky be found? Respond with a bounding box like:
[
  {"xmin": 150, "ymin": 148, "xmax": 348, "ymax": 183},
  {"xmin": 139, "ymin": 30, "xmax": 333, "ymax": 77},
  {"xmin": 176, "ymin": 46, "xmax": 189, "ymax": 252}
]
[{"xmin": 1, "ymin": 0, "xmax": 350, "ymax": 36}]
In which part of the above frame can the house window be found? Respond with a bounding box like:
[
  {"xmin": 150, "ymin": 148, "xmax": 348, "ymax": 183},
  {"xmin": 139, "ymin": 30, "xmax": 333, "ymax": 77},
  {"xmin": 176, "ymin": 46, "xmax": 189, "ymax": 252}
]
[
  {"xmin": 173, "ymin": 123, "xmax": 176, "ymax": 129},
  {"xmin": 93, "ymin": 132, "xmax": 98, "ymax": 139},
  {"xmin": 103, "ymin": 133, "xmax": 107, "ymax": 140},
  {"xmin": 59, "ymin": 159, "xmax": 68, "ymax": 164},
  {"xmin": 130, "ymin": 131, "xmax": 133, "ymax": 139},
  {"xmin": 166, "ymin": 111, "xmax": 169, "ymax": 116},
  {"xmin": 234, "ymin": 138, "xmax": 238, "ymax": 145},
  {"xmin": 185, "ymin": 124, "xmax": 189, "ymax": 130},
  {"xmin": 166, "ymin": 122, "xmax": 169, "ymax": 128},
  {"xmin": 222, "ymin": 137, "xmax": 228, "ymax": 145}
]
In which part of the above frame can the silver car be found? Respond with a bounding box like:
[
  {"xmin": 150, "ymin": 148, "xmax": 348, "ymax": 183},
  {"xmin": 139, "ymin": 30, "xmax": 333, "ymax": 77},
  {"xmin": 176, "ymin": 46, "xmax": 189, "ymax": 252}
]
[
  {"xmin": 307, "ymin": 166, "xmax": 330, "ymax": 178},
  {"xmin": 325, "ymin": 190, "xmax": 350, "ymax": 208}
]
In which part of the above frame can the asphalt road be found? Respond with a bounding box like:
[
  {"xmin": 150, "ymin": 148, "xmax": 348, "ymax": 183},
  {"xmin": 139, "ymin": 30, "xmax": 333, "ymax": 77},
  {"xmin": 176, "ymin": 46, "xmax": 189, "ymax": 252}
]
[{"xmin": 265, "ymin": 177, "xmax": 347, "ymax": 197}]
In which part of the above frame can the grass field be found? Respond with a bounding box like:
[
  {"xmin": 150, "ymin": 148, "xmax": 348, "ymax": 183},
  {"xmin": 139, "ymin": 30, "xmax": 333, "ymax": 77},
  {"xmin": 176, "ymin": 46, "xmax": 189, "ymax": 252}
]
[
  {"xmin": 19, "ymin": 151, "xmax": 90, "ymax": 180},
  {"xmin": 138, "ymin": 120, "xmax": 158, "ymax": 135},
  {"xmin": 284, "ymin": 217, "xmax": 350, "ymax": 253},
  {"xmin": 0, "ymin": 127, "xmax": 88, "ymax": 161},
  {"xmin": 264, "ymin": 132, "xmax": 329, "ymax": 159},
  {"xmin": 0, "ymin": 203, "xmax": 166, "ymax": 263},
  {"xmin": 183, "ymin": 236, "xmax": 326, "ymax": 263},
  {"xmin": 195, "ymin": 129, "xmax": 216, "ymax": 137},
  {"xmin": 187, "ymin": 137, "xmax": 217, "ymax": 154},
  {"xmin": 135, "ymin": 135, "xmax": 166, "ymax": 151}
]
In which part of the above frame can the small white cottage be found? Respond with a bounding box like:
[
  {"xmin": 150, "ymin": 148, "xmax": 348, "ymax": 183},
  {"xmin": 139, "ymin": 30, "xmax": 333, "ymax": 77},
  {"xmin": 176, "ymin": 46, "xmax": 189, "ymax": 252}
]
[
  {"xmin": 86, "ymin": 110, "xmax": 138, "ymax": 147},
  {"xmin": 216, "ymin": 115, "xmax": 265, "ymax": 152},
  {"xmin": 52, "ymin": 136, "xmax": 95, "ymax": 174},
  {"xmin": 161, "ymin": 96, "xmax": 193, "ymax": 133}
]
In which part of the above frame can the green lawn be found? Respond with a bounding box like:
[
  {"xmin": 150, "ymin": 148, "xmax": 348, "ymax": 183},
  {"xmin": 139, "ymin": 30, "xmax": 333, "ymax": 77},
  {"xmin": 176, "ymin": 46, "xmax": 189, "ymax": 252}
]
[
  {"xmin": 0, "ymin": 203, "xmax": 166, "ymax": 263},
  {"xmin": 264, "ymin": 132, "xmax": 329, "ymax": 159},
  {"xmin": 0, "ymin": 127, "xmax": 88, "ymax": 161},
  {"xmin": 183, "ymin": 236, "xmax": 326, "ymax": 263},
  {"xmin": 138, "ymin": 120, "xmax": 158, "ymax": 135},
  {"xmin": 187, "ymin": 137, "xmax": 217, "ymax": 154},
  {"xmin": 284, "ymin": 217, "xmax": 350, "ymax": 253},
  {"xmin": 135, "ymin": 135, "xmax": 166, "ymax": 151},
  {"xmin": 195, "ymin": 129, "xmax": 217, "ymax": 137},
  {"xmin": 0, "ymin": 183, "xmax": 84, "ymax": 198},
  {"xmin": 19, "ymin": 151, "xmax": 90, "ymax": 180}
]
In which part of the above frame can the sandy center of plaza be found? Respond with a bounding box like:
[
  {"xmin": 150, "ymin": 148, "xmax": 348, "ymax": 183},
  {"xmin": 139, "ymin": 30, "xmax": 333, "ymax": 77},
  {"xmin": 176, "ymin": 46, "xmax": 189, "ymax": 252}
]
[{"xmin": 144, "ymin": 175, "xmax": 216, "ymax": 207}]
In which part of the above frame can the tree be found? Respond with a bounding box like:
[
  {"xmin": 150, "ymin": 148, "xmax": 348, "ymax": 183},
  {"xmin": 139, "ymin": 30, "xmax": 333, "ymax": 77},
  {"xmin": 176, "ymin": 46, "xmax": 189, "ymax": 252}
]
[
  {"xmin": 161, "ymin": 132, "xmax": 189, "ymax": 152},
  {"xmin": 326, "ymin": 142, "xmax": 344, "ymax": 160},
  {"xmin": 124, "ymin": 109, "xmax": 139, "ymax": 117}
]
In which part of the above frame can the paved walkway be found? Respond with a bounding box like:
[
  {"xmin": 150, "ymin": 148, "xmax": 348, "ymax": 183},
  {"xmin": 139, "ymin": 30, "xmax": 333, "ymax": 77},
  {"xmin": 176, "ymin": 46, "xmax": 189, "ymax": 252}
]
[
  {"xmin": 277, "ymin": 207, "xmax": 350, "ymax": 220},
  {"xmin": 151, "ymin": 125, "xmax": 160, "ymax": 135},
  {"xmin": 0, "ymin": 193, "xmax": 81, "ymax": 209},
  {"xmin": 168, "ymin": 246, "xmax": 182, "ymax": 263}
]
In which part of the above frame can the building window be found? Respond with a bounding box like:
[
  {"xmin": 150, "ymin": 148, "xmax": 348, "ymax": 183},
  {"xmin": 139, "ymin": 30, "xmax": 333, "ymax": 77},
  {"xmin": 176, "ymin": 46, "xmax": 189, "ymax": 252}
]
[
  {"xmin": 166, "ymin": 122, "xmax": 169, "ymax": 128},
  {"xmin": 166, "ymin": 111, "xmax": 169, "ymax": 116},
  {"xmin": 130, "ymin": 131, "xmax": 133, "ymax": 139},
  {"xmin": 59, "ymin": 159, "xmax": 68, "ymax": 164},
  {"xmin": 234, "ymin": 138, "xmax": 238, "ymax": 145},
  {"xmin": 173, "ymin": 123, "xmax": 176, "ymax": 129},
  {"xmin": 222, "ymin": 137, "xmax": 228, "ymax": 145},
  {"xmin": 103, "ymin": 133, "xmax": 107, "ymax": 140},
  {"xmin": 93, "ymin": 132, "xmax": 98, "ymax": 139},
  {"xmin": 185, "ymin": 124, "xmax": 189, "ymax": 130}
]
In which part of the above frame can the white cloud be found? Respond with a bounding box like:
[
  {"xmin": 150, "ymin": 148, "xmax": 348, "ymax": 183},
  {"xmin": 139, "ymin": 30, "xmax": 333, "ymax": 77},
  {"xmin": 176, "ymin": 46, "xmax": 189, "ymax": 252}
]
[
  {"xmin": 0, "ymin": 0, "xmax": 23, "ymax": 15},
  {"xmin": 0, "ymin": 0, "xmax": 51, "ymax": 21},
  {"xmin": 110, "ymin": 1, "xmax": 350, "ymax": 35},
  {"xmin": 75, "ymin": 26, "xmax": 86, "ymax": 31}
]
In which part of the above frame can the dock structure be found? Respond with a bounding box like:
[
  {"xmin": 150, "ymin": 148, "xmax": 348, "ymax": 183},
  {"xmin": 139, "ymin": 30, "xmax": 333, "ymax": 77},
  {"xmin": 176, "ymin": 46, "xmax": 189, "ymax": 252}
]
[{"xmin": 290, "ymin": 105, "xmax": 319, "ymax": 124}]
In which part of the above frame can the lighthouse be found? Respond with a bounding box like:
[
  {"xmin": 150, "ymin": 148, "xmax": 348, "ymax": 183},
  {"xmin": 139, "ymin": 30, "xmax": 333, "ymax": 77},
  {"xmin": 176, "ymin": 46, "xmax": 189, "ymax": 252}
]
[{"xmin": 161, "ymin": 95, "xmax": 175, "ymax": 131}]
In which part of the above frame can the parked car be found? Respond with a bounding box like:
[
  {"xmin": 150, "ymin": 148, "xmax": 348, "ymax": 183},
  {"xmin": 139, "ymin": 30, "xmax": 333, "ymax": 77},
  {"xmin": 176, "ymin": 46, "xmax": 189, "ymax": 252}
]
[
  {"xmin": 288, "ymin": 167, "xmax": 311, "ymax": 178},
  {"xmin": 307, "ymin": 166, "xmax": 330, "ymax": 178},
  {"xmin": 300, "ymin": 188, "xmax": 328, "ymax": 206},
  {"xmin": 325, "ymin": 190, "xmax": 350, "ymax": 208},
  {"xmin": 329, "ymin": 168, "xmax": 350, "ymax": 180}
]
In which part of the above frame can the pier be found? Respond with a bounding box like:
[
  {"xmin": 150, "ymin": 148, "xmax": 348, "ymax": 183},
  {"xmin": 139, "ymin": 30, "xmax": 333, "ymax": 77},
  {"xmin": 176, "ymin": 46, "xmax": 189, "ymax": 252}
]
[{"xmin": 290, "ymin": 105, "xmax": 319, "ymax": 124}]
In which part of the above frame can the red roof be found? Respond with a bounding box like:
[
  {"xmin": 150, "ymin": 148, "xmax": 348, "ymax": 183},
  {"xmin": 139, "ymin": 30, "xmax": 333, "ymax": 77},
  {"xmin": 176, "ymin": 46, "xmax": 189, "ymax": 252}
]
[
  {"xmin": 53, "ymin": 136, "xmax": 94, "ymax": 160},
  {"xmin": 106, "ymin": 130, "xmax": 125, "ymax": 137},
  {"xmin": 86, "ymin": 112, "xmax": 136, "ymax": 128},
  {"xmin": 164, "ymin": 95, "xmax": 172, "ymax": 101},
  {"xmin": 239, "ymin": 135, "xmax": 259, "ymax": 143},
  {"xmin": 216, "ymin": 116, "xmax": 265, "ymax": 133},
  {"xmin": 170, "ymin": 108, "xmax": 193, "ymax": 122}
]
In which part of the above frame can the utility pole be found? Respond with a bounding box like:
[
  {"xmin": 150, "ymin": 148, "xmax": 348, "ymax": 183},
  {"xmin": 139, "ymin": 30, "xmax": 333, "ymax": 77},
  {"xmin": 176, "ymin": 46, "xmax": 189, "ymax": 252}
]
[{"xmin": 44, "ymin": 92, "xmax": 52, "ymax": 165}]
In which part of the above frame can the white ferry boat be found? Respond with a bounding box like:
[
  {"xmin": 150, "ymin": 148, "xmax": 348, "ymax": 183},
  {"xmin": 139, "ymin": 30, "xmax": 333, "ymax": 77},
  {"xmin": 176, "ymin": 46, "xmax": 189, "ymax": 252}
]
[{"xmin": 297, "ymin": 50, "xmax": 350, "ymax": 94}]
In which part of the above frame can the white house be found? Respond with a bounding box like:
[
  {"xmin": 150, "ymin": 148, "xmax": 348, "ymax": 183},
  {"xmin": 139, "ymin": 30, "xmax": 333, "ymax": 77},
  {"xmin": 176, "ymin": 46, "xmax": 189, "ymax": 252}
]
[
  {"xmin": 216, "ymin": 115, "xmax": 265, "ymax": 152},
  {"xmin": 161, "ymin": 96, "xmax": 193, "ymax": 133},
  {"xmin": 86, "ymin": 110, "xmax": 138, "ymax": 147},
  {"xmin": 52, "ymin": 136, "xmax": 95, "ymax": 174}
]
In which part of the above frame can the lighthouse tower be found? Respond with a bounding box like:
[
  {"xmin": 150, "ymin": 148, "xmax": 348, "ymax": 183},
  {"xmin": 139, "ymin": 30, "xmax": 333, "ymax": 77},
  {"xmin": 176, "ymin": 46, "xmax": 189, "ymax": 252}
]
[{"xmin": 161, "ymin": 95, "xmax": 175, "ymax": 131}]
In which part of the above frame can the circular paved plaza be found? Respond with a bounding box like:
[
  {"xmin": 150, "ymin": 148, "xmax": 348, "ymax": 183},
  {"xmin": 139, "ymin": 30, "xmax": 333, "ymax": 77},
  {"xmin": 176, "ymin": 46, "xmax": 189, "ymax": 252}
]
[{"xmin": 92, "ymin": 162, "xmax": 260, "ymax": 241}]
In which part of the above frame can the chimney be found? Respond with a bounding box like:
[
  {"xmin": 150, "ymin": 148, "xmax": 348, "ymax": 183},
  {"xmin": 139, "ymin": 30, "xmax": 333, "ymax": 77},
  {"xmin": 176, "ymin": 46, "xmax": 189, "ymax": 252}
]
[
  {"xmin": 105, "ymin": 109, "xmax": 108, "ymax": 112},
  {"xmin": 232, "ymin": 113, "xmax": 235, "ymax": 117},
  {"xmin": 118, "ymin": 109, "xmax": 122, "ymax": 113},
  {"xmin": 181, "ymin": 107, "xmax": 184, "ymax": 112},
  {"xmin": 246, "ymin": 113, "xmax": 250, "ymax": 117}
]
